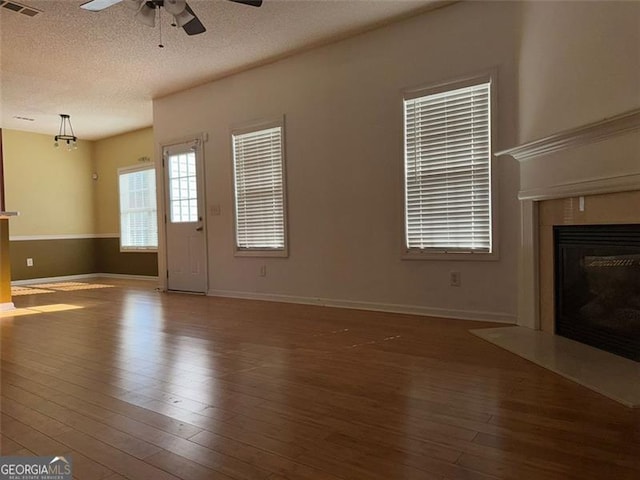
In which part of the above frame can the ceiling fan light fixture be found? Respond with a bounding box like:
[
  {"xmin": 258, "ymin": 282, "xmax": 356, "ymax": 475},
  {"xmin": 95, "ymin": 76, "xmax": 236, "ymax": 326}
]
[
  {"xmin": 172, "ymin": 9, "xmax": 194, "ymax": 27},
  {"xmin": 81, "ymin": 0, "xmax": 219, "ymax": 37},
  {"xmin": 135, "ymin": 3, "xmax": 155, "ymax": 27},
  {"xmin": 163, "ymin": 0, "xmax": 186, "ymax": 15}
]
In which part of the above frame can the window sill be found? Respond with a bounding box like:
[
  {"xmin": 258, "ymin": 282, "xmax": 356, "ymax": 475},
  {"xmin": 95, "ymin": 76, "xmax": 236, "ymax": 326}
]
[
  {"xmin": 234, "ymin": 249, "xmax": 288, "ymax": 258},
  {"xmin": 402, "ymin": 250, "xmax": 499, "ymax": 262},
  {"xmin": 120, "ymin": 248, "xmax": 158, "ymax": 254}
]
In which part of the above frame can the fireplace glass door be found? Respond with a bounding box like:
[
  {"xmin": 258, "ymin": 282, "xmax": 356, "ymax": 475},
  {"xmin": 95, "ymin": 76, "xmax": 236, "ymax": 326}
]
[{"xmin": 555, "ymin": 224, "xmax": 640, "ymax": 362}]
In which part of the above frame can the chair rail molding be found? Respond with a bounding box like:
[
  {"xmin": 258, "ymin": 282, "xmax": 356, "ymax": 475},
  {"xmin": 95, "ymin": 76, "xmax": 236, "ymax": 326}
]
[{"xmin": 495, "ymin": 108, "xmax": 640, "ymax": 162}]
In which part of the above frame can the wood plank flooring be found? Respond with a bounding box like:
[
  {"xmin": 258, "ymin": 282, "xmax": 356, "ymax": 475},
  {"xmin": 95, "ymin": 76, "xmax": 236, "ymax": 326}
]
[{"xmin": 1, "ymin": 279, "xmax": 639, "ymax": 479}]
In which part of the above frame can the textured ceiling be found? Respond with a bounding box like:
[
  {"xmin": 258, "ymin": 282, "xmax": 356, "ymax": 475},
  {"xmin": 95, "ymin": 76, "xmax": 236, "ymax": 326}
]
[{"xmin": 0, "ymin": 0, "xmax": 442, "ymax": 140}]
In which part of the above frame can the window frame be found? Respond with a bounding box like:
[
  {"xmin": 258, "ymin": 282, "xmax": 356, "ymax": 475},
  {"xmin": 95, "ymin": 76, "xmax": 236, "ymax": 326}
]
[
  {"xmin": 231, "ymin": 117, "xmax": 289, "ymax": 258},
  {"xmin": 165, "ymin": 148, "xmax": 199, "ymax": 225},
  {"xmin": 401, "ymin": 71, "xmax": 499, "ymax": 261},
  {"xmin": 117, "ymin": 164, "xmax": 158, "ymax": 253}
]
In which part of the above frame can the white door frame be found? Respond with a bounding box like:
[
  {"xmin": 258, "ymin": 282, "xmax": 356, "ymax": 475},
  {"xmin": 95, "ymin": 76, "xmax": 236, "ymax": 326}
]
[{"xmin": 157, "ymin": 133, "xmax": 209, "ymax": 293}]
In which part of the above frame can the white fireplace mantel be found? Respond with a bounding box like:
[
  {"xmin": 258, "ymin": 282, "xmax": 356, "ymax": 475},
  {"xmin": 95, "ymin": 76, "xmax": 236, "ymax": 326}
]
[
  {"xmin": 497, "ymin": 106, "xmax": 640, "ymax": 202},
  {"xmin": 516, "ymin": 172, "xmax": 640, "ymax": 202},
  {"xmin": 496, "ymin": 107, "xmax": 640, "ymax": 163},
  {"xmin": 496, "ymin": 107, "xmax": 640, "ymax": 330}
]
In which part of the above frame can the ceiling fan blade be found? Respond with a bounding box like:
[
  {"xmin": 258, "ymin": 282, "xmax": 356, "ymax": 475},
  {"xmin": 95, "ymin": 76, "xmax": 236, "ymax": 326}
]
[
  {"xmin": 227, "ymin": 0, "xmax": 263, "ymax": 7},
  {"xmin": 182, "ymin": 3, "xmax": 206, "ymax": 36},
  {"xmin": 80, "ymin": 0, "xmax": 123, "ymax": 11},
  {"xmin": 173, "ymin": 9, "xmax": 195, "ymax": 28}
]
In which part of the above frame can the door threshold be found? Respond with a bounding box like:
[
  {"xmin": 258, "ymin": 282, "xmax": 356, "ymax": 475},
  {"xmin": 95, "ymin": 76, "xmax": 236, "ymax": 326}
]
[{"xmin": 166, "ymin": 289, "xmax": 206, "ymax": 295}]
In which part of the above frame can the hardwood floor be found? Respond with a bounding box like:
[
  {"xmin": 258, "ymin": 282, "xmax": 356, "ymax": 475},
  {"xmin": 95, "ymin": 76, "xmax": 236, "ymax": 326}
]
[{"xmin": 1, "ymin": 279, "xmax": 639, "ymax": 480}]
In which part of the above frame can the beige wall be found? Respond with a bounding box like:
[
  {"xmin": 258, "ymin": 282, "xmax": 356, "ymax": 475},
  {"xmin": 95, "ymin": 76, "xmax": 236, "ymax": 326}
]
[
  {"xmin": 3, "ymin": 129, "xmax": 94, "ymax": 236},
  {"xmin": 519, "ymin": 1, "xmax": 640, "ymax": 144},
  {"xmin": 154, "ymin": 1, "xmax": 521, "ymax": 321},
  {"xmin": 516, "ymin": 0, "xmax": 640, "ymax": 212},
  {"xmin": 93, "ymin": 127, "xmax": 155, "ymax": 234}
]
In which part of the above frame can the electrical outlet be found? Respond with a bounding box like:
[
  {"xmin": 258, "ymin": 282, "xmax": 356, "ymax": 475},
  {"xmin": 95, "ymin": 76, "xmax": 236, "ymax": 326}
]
[
  {"xmin": 449, "ymin": 271, "xmax": 461, "ymax": 287},
  {"xmin": 259, "ymin": 265, "xmax": 267, "ymax": 277},
  {"xmin": 26, "ymin": 258, "xmax": 34, "ymax": 267},
  {"xmin": 210, "ymin": 204, "xmax": 221, "ymax": 216}
]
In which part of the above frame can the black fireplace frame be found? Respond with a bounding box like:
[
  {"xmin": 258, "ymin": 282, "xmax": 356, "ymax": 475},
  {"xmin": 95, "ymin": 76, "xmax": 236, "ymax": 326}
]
[{"xmin": 554, "ymin": 223, "xmax": 640, "ymax": 362}]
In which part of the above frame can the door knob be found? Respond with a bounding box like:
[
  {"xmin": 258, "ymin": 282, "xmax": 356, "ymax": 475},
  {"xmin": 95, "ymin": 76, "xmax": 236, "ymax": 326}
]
[{"xmin": 196, "ymin": 226, "xmax": 203, "ymax": 232}]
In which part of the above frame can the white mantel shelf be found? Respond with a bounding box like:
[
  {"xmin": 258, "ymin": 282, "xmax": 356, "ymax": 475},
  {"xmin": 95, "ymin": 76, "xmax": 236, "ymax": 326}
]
[
  {"xmin": 517, "ymin": 172, "xmax": 640, "ymax": 202},
  {"xmin": 0, "ymin": 212, "xmax": 19, "ymax": 219},
  {"xmin": 495, "ymin": 107, "xmax": 640, "ymax": 162}
]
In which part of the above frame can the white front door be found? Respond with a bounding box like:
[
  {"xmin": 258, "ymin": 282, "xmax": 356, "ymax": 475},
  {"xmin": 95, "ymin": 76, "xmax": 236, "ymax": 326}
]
[{"xmin": 164, "ymin": 140, "xmax": 207, "ymax": 293}]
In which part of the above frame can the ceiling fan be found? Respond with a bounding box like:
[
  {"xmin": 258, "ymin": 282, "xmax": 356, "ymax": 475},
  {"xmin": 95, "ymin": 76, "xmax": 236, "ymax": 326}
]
[{"xmin": 80, "ymin": 0, "xmax": 263, "ymax": 36}]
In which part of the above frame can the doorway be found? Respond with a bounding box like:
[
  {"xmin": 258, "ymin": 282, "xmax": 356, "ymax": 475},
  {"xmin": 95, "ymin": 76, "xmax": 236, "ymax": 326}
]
[{"xmin": 163, "ymin": 139, "xmax": 207, "ymax": 293}]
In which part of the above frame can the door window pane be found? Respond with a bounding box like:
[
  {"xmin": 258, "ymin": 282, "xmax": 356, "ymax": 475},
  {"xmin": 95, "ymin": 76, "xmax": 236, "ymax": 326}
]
[{"xmin": 168, "ymin": 152, "xmax": 198, "ymax": 223}]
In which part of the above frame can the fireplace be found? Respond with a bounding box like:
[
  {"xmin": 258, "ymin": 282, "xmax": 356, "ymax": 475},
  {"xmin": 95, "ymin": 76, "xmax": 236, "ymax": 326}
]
[{"xmin": 554, "ymin": 224, "xmax": 640, "ymax": 361}]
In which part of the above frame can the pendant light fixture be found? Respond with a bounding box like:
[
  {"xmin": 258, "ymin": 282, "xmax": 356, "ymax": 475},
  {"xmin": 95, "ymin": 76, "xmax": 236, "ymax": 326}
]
[{"xmin": 54, "ymin": 114, "xmax": 78, "ymax": 151}]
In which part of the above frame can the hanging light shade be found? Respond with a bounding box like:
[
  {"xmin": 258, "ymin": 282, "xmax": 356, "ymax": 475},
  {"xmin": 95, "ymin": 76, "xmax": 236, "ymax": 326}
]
[
  {"xmin": 135, "ymin": 3, "xmax": 156, "ymax": 27},
  {"xmin": 122, "ymin": 0, "xmax": 143, "ymax": 9},
  {"xmin": 54, "ymin": 114, "xmax": 78, "ymax": 151}
]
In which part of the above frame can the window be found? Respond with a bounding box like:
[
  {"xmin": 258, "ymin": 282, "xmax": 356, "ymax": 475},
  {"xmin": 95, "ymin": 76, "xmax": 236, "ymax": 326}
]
[
  {"xmin": 118, "ymin": 166, "xmax": 157, "ymax": 251},
  {"xmin": 403, "ymin": 76, "xmax": 493, "ymax": 256},
  {"xmin": 168, "ymin": 151, "xmax": 198, "ymax": 223},
  {"xmin": 232, "ymin": 121, "xmax": 287, "ymax": 256}
]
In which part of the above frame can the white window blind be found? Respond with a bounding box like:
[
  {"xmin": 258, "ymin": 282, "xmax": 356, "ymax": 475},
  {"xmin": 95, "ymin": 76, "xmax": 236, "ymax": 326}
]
[
  {"xmin": 119, "ymin": 167, "xmax": 158, "ymax": 250},
  {"xmin": 404, "ymin": 80, "xmax": 492, "ymax": 253},
  {"xmin": 232, "ymin": 125, "xmax": 286, "ymax": 251}
]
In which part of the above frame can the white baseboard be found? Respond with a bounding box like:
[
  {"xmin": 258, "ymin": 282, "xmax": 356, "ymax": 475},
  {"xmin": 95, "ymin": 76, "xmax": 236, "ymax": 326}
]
[
  {"xmin": 207, "ymin": 289, "xmax": 516, "ymax": 324},
  {"xmin": 0, "ymin": 302, "xmax": 16, "ymax": 312},
  {"xmin": 97, "ymin": 273, "xmax": 159, "ymax": 281},
  {"xmin": 12, "ymin": 273, "xmax": 158, "ymax": 286},
  {"xmin": 9, "ymin": 273, "xmax": 514, "ymax": 323}
]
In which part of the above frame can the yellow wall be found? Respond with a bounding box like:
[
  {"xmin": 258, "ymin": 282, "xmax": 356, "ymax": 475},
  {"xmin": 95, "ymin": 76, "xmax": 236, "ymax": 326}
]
[
  {"xmin": 93, "ymin": 128, "xmax": 155, "ymax": 234},
  {"xmin": 2, "ymin": 127, "xmax": 155, "ymax": 237},
  {"xmin": 3, "ymin": 129, "xmax": 94, "ymax": 236},
  {"xmin": 0, "ymin": 220, "xmax": 11, "ymax": 303}
]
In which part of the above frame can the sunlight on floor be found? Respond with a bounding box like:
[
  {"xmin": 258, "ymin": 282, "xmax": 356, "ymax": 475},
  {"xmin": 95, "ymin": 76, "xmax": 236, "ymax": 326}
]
[
  {"xmin": 11, "ymin": 282, "xmax": 117, "ymax": 296},
  {"xmin": 0, "ymin": 308, "xmax": 42, "ymax": 318},
  {"xmin": 11, "ymin": 286, "xmax": 55, "ymax": 296},
  {"xmin": 31, "ymin": 303, "xmax": 84, "ymax": 313},
  {"xmin": 30, "ymin": 282, "xmax": 116, "ymax": 291},
  {"xmin": 0, "ymin": 304, "xmax": 84, "ymax": 318}
]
